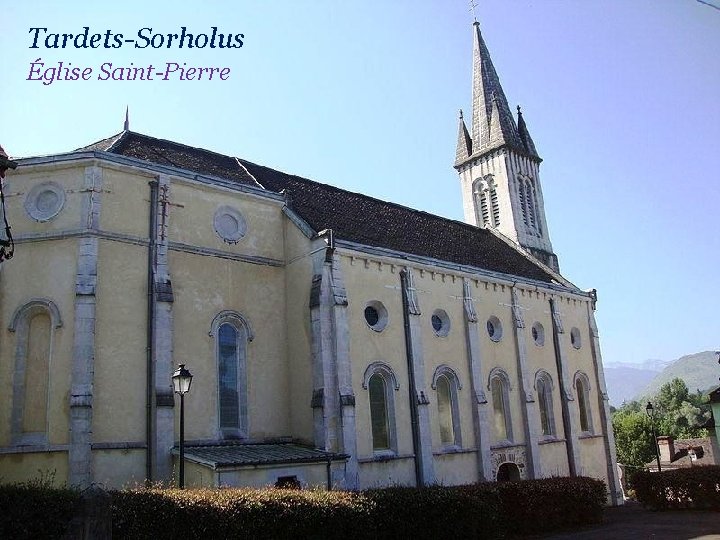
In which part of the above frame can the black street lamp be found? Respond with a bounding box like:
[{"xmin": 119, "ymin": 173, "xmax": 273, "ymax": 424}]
[
  {"xmin": 172, "ymin": 364, "xmax": 193, "ymax": 488},
  {"xmin": 645, "ymin": 402, "xmax": 661, "ymax": 472}
]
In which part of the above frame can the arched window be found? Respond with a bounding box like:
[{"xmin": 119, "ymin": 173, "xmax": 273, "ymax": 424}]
[
  {"xmin": 535, "ymin": 370, "xmax": 556, "ymax": 437},
  {"xmin": 488, "ymin": 368, "xmax": 512, "ymax": 443},
  {"xmin": 210, "ymin": 311, "xmax": 253, "ymax": 439},
  {"xmin": 574, "ymin": 372, "xmax": 593, "ymax": 434},
  {"xmin": 363, "ymin": 362, "xmax": 399, "ymax": 453},
  {"xmin": 8, "ymin": 299, "xmax": 63, "ymax": 446},
  {"xmin": 519, "ymin": 180, "xmax": 528, "ymax": 225},
  {"xmin": 525, "ymin": 181, "xmax": 536, "ymax": 230},
  {"xmin": 480, "ymin": 191, "xmax": 490, "ymax": 226},
  {"xmin": 369, "ymin": 374, "xmax": 390, "ymax": 450},
  {"xmin": 432, "ymin": 365, "xmax": 462, "ymax": 448},
  {"xmin": 490, "ymin": 188, "xmax": 500, "ymax": 227},
  {"xmin": 474, "ymin": 176, "xmax": 499, "ymax": 228}
]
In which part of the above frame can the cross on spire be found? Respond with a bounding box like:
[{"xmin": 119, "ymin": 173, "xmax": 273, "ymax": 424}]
[{"xmin": 469, "ymin": 0, "xmax": 479, "ymax": 23}]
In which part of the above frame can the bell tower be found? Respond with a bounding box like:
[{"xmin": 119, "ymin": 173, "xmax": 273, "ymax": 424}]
[{"xmin": 454, "ymin": 21, "xmax": 559, "ymax": 273}]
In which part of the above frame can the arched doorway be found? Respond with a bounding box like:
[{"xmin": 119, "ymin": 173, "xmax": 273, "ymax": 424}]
[{"xmin": 496, "ymin": 462, "xmax": 521, "ymax": 482}]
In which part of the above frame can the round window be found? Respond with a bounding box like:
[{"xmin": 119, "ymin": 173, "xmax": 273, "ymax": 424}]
[
  {"xmin": 365, "ymin": 306, "xmax": 379, "ymax": 327},
  {"xmin": 570, "ymin": 327, "xmax": 582, "ymax": 349},
  {"xmin": 364, "ymin": 301, "xmax": 388, "ymax": 332},
  {"xmin": 431, "ymin": 309, "xmax": 450, "ymax": 337},
  {"xmin": 487, "ymin": 316, "xmax": 503, "ymax": 342},
  {"xmin": 532, "ymin": 322, "xmax": 545, "ymax": 346}
]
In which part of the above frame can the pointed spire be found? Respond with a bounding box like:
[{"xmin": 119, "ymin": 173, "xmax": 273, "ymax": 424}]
[
  {"xmin": 469, "ymin": 22, "xmax": 524, "ymax": 157},
  {"xmin": 455, "ymin": 109, "xmax": 472, "ymax": 165},
  {"xmin": 123, "ymin": 106, "xmax": 130, "ymax": 131},
  {"xmin": 516, "ymin": 105, "xmax": 539, "ymax": 158}
]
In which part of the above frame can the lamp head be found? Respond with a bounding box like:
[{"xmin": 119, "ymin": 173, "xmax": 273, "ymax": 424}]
[{"xmin": 172, "ymin": 364, "xmax": 193, "ymax": 395}]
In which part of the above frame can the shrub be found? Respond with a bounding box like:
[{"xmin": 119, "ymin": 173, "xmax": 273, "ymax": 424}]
[
  {"xmin": 632, "ymin": 465, "xmax": 720, "ymax": 510},
  {"xmin": 0, "ymin": 479, "xmax": 80, "ymax": 539},
  {"xmin": 111, "ymin": 487, "xmax": 374, "ymax": 539},
  {"xmin": 496, "ymin": 476, "xmax": 607, "ymax": 535},
  {"xmin": 0, "ymin": 475, "xmax": 608, "ymax": 538},
  {"xmin": 111, "ymin": 477, "xmax": 605, "ymax": 539},
  {"xmin": 363, "ymin": 483, "xmax": 502, "ymax": 538}
]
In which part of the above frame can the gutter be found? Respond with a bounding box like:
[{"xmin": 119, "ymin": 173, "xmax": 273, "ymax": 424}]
[
  {"xmin": 145, "ymin": 180, "xmax": 158, "ymax": 483},
  {"xmin": 400, "ymin": 269, "xmax": 423, "ymax": 487}
]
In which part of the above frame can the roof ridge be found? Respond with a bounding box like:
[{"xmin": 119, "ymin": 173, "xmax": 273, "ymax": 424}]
[
  {"xmin": 106, "ymin": 130, "xmax": 130, "ymax": 152},
  {"xmin": 120, "ymin": 130, "xmax": 249, "ymax": 163},
  {"xmin": 75, "ymin": 131, "xmax": 125, "ymax": 152}
]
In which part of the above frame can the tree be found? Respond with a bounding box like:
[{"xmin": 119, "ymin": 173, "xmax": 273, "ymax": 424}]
[
  {"xmin": 612, "ymin": 409, "xmax": 655, "ymax": 470},
  {"xmin": 653, "ymin": 378, "xmax": 710, "ymax": 439},
  {"xmin": 613, "ymin": 377, "xmax": 711, "ymax": 471}
]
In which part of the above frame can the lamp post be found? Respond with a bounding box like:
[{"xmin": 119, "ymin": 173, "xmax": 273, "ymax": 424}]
[
  {"xmin": 645, "ymin": 402, "xmax": 661, "ymax": 472},
  {"xmin": 172, "ymin": 364, "xmax": 193, "ymax": 488}
]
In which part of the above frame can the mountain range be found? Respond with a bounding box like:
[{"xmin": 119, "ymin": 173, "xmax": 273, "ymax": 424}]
[{"xmin": 604, "ymin": 351, "xmax": 719, "ymax": 406}]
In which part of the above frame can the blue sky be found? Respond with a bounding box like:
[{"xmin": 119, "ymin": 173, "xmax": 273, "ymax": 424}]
[{"xmin": 2, "ymin": 0, "xmax": 718, "ymax": 365}]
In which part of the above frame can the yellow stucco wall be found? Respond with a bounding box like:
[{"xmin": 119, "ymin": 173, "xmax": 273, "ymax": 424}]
[
  {"xmin": 434, "ymin": 452, "xmax": 479, "ymax": 486},
  {"xmin": 358, "ymin": 457, "xmax": 416, "ymax": 489},
  {"xmin": 94, "ymin": 449, "xmax": 147, "ymax": 489},
  {"xmin": 538, "ymin": 440, "xmax": 571, "ymax": 477},
  {"xmin": 283, "ymin": 224, "xmax": 314, "ymax": 444},
  {"xmin": 93, "ymin": 240, "xmax": 148, "ymax": 443},
  {"xmin": 342, "ymin": 256, "xmax": 413, "ymax": 459},
  {"xmin": 0, "ymin": 240, "xmax": 77, "ymax": 449},
  {"xmin": 414, "ymin": 271, "xmax": 474, "ymax": 453},
  {"xmin": 179, "ymin": 459, "xmax": 335, "ymax": 489},
  {"xmin": 0, "ymin": 452, "xmax": 68, "ymax": 486},
  {"xmin": 578, "ymin": 436, "xmax": 610, "ymax": 486},
  {"xmin": 170, "ymin": 251, "xmax": 289, "ymax": 441},
  {"xmin": 6, "ymin": 165, "xmax": 84, "ymax": 233},
  {"xmin": 99, "ymin": 167, "xmax": 151, "ymax": 238},
  {"xmin": 169, "ymin": 182, "xmax": 284, "ymax": 261}
]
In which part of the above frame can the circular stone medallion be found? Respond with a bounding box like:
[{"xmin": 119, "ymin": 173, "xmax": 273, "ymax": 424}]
[
  {"xmin": 213, "ymin": 205, "xmax": 247, "ymax": 244},
  {"xmin": 24, "ymin": 182, "xmax": 66, "ymax": 222}
]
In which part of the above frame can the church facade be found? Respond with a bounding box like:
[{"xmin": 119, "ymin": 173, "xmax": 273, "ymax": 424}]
[{"xmin": 0, "ymin": 22, "xmax": 622, "ymax": 503}]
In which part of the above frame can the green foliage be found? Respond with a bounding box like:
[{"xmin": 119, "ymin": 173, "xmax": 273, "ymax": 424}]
[
  {"xmin": 111, "ymin": 487, "xmax": 372, "ymax": 539},
  {"xmin": 612, "ymin": 409, "xmax": 656, "ymax": 470},
  {"xmin": 111, "ymin": 477, "xmax": 607, "ymax": 539},
  {"xmin": 632, "ymin": 466, "xmax": 720, "ymax": 510},
  {"xmin": 362, "ymin": 484, "xmax": 502, "ymax": 538},
  {"xmin": 613, "ymin": 378, "xmax": 710, "ymax": 470},
  {"xmin": 0, "ymin": 479, "xmax": 80, "ymax": 539},
  {"xmin": 495, "ymin": 476, "xmax": 607, "ymax": 535},
  {"xmin": 0, "ymin": 477, "xmax": 608, "ymax": 539}
]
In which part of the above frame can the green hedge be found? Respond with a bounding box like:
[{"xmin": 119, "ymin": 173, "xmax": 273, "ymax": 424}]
[
  {"xmin": 112, "ymin": 477, "xmax": 605, "ymax": 539},
  {"xmin": 496, "ymin": 477, "xmax": 607, "ymax": 535},
  {"xmin": 111, "ymin": 487, "xmax": 372, "ymax": 539},
  {"xmin": 0, "ymin": 476, "xmax": 607, "ymax": 539},
  {"xmin": 632, "ymin": 465, "xmax": 720, "ymax": 510},
  {"xmin": 0, "ymin": 480, "xmax": 80, "ymax": 539},
  {"xmin": 361, "ymin": 483, "xmax": 502, "ymax": 538}
]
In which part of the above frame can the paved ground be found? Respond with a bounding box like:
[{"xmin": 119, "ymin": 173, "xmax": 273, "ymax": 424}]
[{"xmin": 537, "ymin": 503, "xmax": 720, "ymax": 540}]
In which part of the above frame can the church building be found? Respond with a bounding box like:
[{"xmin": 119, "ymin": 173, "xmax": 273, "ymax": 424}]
[{"xmin": 0, "ymin": 21, "xmax": 622, "ymax": 504}]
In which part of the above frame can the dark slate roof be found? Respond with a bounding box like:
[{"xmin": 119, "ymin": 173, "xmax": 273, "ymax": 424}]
[
  {"xmin": 176, "ymin": 443, "xmax": 347, "ymax": 468},
  {"xmin": 76, "ymin": 131, "xmax": 559, "ymax": 284},
  {"xmin": 241, "ymin": 160, "xmax": 557, "ymax": 283},
  {"xmin": 77, "ymin": 131, "xmax": 261, "ymax": 188}
]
